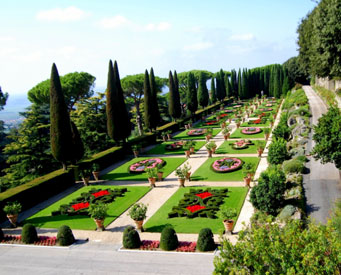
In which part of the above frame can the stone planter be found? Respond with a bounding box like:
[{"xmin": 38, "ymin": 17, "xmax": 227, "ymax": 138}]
[
  {"xmin": 148, "ymin": 177, "xmax": 156, "ymax": 188},
  {"xmin": 178, "ymin": 178, "xmax": 185, "ymax": 187},
  {"xmin": 94, "ymin": 219, "xmax": 104, "ymax": 231},
  {"xmin": 157, "ymin": 172, "xmax": 163, "ymax": 181},
  {"xmin": 92, "ymin": 171, "xmax": 100, "ymax": 181}
]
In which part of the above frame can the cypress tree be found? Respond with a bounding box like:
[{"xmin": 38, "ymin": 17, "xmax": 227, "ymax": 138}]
[
  {"xmin": 219, "ymin": 69, "xmax": 226, "ymax": 99},
  {"xmin": 226, "ymin": 75, "xmax": 232, "ymax": 98},
  {"xmin": 237, "ymin": 69, "xmax": 242, "ymax": 99},
  {"xmin": 186, "ymin": 72, "xmax": 198, "ymax": 115},
  {"xmin": 197, "ymin": 72, "xmax": 209, "ymax": 108},
  {"xmin": 173, "ymin": 70, "xmax": 182, "ymax": 117},
  {"xmin": 70, "ymin": 121, "xmax": 84, "ymax": 163},
  {"xmin": 168, "ymin": 71, "xmax": 181, "ymax": 120},
  {"xmin": 143, "ymin": 70, "xmax": 153, "ymax": 131},
  {"xmin": 106, "ymin": 60, "xmax": 116, "ymax": 141},
  {"xmin": 49, "ymin": 63, "xmax": 74, "ymax": 170},
  {"xmin": 149, "ymin": 67, "xmax": 160, "ymax": 128},
  {"xmin": 230, "ymin": 70, "xmax": 237, "ymax": 97},
  {"xmin": 273, "ymin": 67, "xmax": 281, "ymax": 98},
  {"xmin": 241, "ymin": 69, "xmax": 248, "ymax": 99},
  {"xmin": 215, "ymin": 74, "xmax": 223, "ymax": 101},
  {"xmin": 210, "ymin": 77, "xmax": 217, "ymax": 103}
]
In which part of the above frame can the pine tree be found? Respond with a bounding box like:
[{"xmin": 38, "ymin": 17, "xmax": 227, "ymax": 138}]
[
  {"xmin": 210, "ymin": 77, "xmax": 217, "ymax": 103},
  {"xmin": 49, "ymin": 63, "xmax": 74, "ymax": 170},
  {"xmin": 168, "ymin": 71, "xmax": 181, "ymax": 120},
  {"xmin": 143, "ymin": 70, "xmax": 153, "ymax": 131},
  {"xmin": 186, "ymin": 72, "xmax": 198, "ymax": 115},
  {"xmin": 197, "ymin": 72, "xmax": 209, "ymax": 108},
  {"xmin": 149, "ymin": 67, "xmax": 161, "ymax": 128}
]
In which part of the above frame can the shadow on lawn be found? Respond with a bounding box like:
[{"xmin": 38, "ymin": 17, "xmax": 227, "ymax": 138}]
[
  {"xmin": 101, "ymin": 173, "xmax": 148, "ymax": 181},
  {"xmin": 24, "ymin": 215, "xmax": 90, "ymax": 227},
  {"xmin": 144, "ymin": 223, "xmax": 173, "ymax": 233}
]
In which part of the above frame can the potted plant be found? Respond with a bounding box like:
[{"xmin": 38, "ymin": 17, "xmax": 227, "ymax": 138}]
[
  {"xmin": 183, "ymin": 142, "xmax": 191, "ymax": 158},
  {"xmin": 205, "ymin": 128, "xmax": 213, "ymax": 141},
  {"xmin": 92, "ymin": 163, "xmax": 100, "ymax": 181},
  {"xmin": 269, "ymin": 117, "xmax": 274, "ymax": 127},
  {"xmin": 175, "ymin": 167, "xmax": 186, "ymax": 187},
  {"xmin": 156, "ymin": 163, "xmax": 164, "ymax": 181},
  {"xmin": 183, "ymin": 162, "xmax": 192, "ymax": 181},
  {"xmin": 145, "ymin": 167, "xmax": 157, "ymax": 187},
  {"xmin": 128, "ymin": 203, "xmax": 148, "ymax": 231},
  {"xmin": 166, "ymin": 130, "xmax": 172, "ymax": 140},
  {"xmin": 205, "ymin": 142, "xmax": 215, "ymax": 157},
  {"xmin": 209, "ymin": 141, "xmax": 217, "ymax": 153},
  {"xmin": 263, "ymin": 127, "xmax": 271, "ymax": 140},
  {"xmin": 218, "ymin": 206, "xmax": 237, "ymax": 234},
  {"xmin": 242, "ymin": 163, "xmax": 255, "ymax": 187},
  {"xmin": 222, "ymin": 127, "xmax": 231, "ymax": 140},
  {"xmin": 88, "ymin": 202, "xmax": 108, "ymax": 231},
  {"xmin": 79, "ymin": 168, "xmax": 92, "ymax": 186},
  {"xmin": 256, "ymin": 140, "xmax": 266, "ymax": 157},
  {"xmin": 3, "ymin": 202, "xmax": 22, "ymax": 227},
  {"xmin": 188, "ymin": 119, "xmax": 193, "ymax": 128},
  {"xmin": 220, "ymin": 120, "xmax": 227, "ymax": 128},
  {"xmin": 235, "ymin": 118, "xmax": 241, "ymax": 129},
  {"xmin": 161, "ymin": 131, "xmax": 167, "ymax": 142},
  {"xmin": 132, "ymin": 144, "xmax": 141, "ymax": 158},
  {"xmin": 188, "ymin": 140, "xmax": 197, "ymax": 154}
]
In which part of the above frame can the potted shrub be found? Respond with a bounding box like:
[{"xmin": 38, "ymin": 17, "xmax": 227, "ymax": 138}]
[
  {"xmin": 156, "ymin": 163, "xmax": 164, "ymax": 181},
  {"xmin": 166, "ymin": 130, "xmax": 172, "ymax": 140},
  {"xmin": 80, "ymin": 168, "xmax": 92, "ymax": 186},
  {"xmin": 145, "ymin": 167, "xmax": 157, "ymax": 187},
  {"xmin": 269, "ymin": 117, "xmax": 274, "ymax": 127},
  {"xmin": 161, "ymin": 131, "xmax": 167, "ymax": 142},
  {"xmin": 132, "ymin": 144, "xmax": 141, "ymax": 158},
  {"xmin": 235, "ymin": 118, "xmax": 241, "ymax": 128},
  {"xmin": 183, "ymin": 142, "xmax": 191, "ymax": 158},
  {"xmin": 220, "ymin": 120, "xmax": 226, "ymax": 128},
  {"xmin": 92, "ymin": 163, "xmax": 100, "ymax": 181},
  {"xmin": 3, "ymin": 202, "xmax": 22, "ymax": 227},
  {"xmin": 188, "ymin": 119, "xmax": 193, "ymax": 128},
  {"xmin": 263, "ymin": 127, "xmax": 271, "ymax": 140},
  {"xmin": 188, "ymin": 140, "xmax": 197, "ymax": 154},
  {"xmin": 175, "ymin": 167, "xmax": 186, "ymax": 187},
  {"xmin": 256, "ymin": 140, "xmax": 266, "ymax": 157},
  {"xmin": 88, "ymin": 203, "xmax": 108, "ymax": 231},
  {"xmin": 222, "ymin": 127, "xmax": 231, "ymax": 140},
  {"xmin": 128, "ymin": 203, "xmax": 147, "ymax": 231},
  {"xmin": 205, "ymin": 142, "xmax": 215, "ymax": 157},
  {"xmin": 242, "ymin": 163, "xmax": 255, "ymax": 187},
  {"xmin": 183, "ymin": 162, "xmax": 191, "ymax": 181},
  {"xmin": 205, "ymin": 128, "xmax": 213, "ymax": 141},
  {"xmin": 218, "ymin": 206, "xmax": 237, "ymax": 234},
  {"xmin": 208, "ymin": 141, "xmax": 217, "ymax": 153}
]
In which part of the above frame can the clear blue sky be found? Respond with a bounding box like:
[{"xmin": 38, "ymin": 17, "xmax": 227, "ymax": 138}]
[{"xmin": 0, "ymin": 0, "xmax": 317, "ymax": 96}]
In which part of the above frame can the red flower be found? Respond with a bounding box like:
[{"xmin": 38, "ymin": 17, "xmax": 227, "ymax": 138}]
[
  {"xmin": 195, "ymin": 192, "xmax": 213, "ymax": 199},
  {"xmin": 186, "ymin": 205, "xmax": 206, "ymax": 213},
  {"xmin": 71, "ymin": 202, "xmax": 90, "ymax": 211},
  {"xmin": 254, "ymin": 119, "xmax": 261, "ymax": 124},
  {"xmin": 92, "ymin": 190, "xmax": 110, "ymax": 198}
]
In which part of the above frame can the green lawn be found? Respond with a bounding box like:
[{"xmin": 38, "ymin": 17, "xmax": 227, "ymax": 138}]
[
  {"xmin": 241, "ymin": 120, "xmax": 270, "ymax": 127},
  {"xmin": 216, "ymin": 140, "xmax": 258, "ymax": 154},
  {"xmin": 24, "ymin": 186, "xmax": 150, "ymax": 230},
  {"xmin": 194, "ymin": 121, "xmax": 228, "ymax": 129},
  {"xmin": 173, "ymin": 128, "xmax": 221, "ymax": 140},
  {"xmin": 145, "ymin": 141, "xmax": 206, "ymax": 155},
  {"xmin": 144, "ymin": 187, "xmax": 248, "ymax": 234},
  {"xmin": 230, "ymin": 128, "xmax": 265, "ymax": 139},
  {"xmin": 191, "ymin": 157, "xmax": 260, "ymax": 181},
  {"xmin": 102, "ymin": 157, "xmax": 186, "ymax": 181}
]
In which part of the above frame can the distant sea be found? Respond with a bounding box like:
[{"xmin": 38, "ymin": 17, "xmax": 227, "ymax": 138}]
[{"xmin": 0, "ymin": 94, "xmax": 30, "ymax": 127}]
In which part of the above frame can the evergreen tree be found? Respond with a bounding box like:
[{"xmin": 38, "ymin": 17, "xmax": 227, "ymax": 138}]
[
  {"xmin": 210, "ymin": 77, "xmax": 217, "ymax": 103},
  {"xmin": 197, "ymin": 72, "xmax": 209, "ymax": 108},
  {"xmin": 143, "ymin": 70, "xmax": 153, "ymax": 131},
  {"xmin": 237, "ymin": 69, "xmax": 242, "ymax": 99},
  {"xmin": 173, "ymin": 70, "xmax": 182, "ymax": 117},
  {"xmin": 215, "ymin": 74, "xmax": 223, "ymax": 101},
  {"xmin": 168, "ymin": 71, "xmax": 181, "ymax": 120},
  {"xmin": 49, "ymin": 63, "xmax": 74, "ymax": 170},
  {"xmin": 282, "ymin": 69, "xmax": 290, "ymax": 95},
  {"xmin": 219, "ymin": 69, "xmax": 226, "ymax": 99},
  {"xmin": 149, "ymin": 67, "xmax": 161, "ymax": 128},
  {"xmin": 273, "ymin": 66, "xmax": 281, "ymax": 98},
  {"xmin": 230, "ymin": 70, "xmax": 237, "ymax": 97},
  {"xmin": 226, "ymin": 76, "xmax": 232, "ymax": 98},
  {"xmin": 241, "ymin": 69, "xmax": 248, "ymax": 99},
  {"xmin": 186, "ymin": 72, "xmax": 198, "ymax": 115},
  {"xmin": 70, "ymin": 121, "xmax": 84, "ymax": 163}
]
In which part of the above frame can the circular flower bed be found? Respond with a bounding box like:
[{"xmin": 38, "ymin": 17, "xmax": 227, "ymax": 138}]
[
  {"xmin": 232, "ymin": 140, "xmax": 249, "ymax": 149},
  {"xmin": 165, "ymin": 142, "xmax": 183, "ymax": 151},
  {"xmin": 241, "ymin": 127, "xmax": 262, "ymax": 135},
  {"xmin": 234, "ymin": 104, "xmax": 242, "ymax": 108},
  {"xmin": 187, "ymin": 129, "xmax": 205, "ymax": 136},
  {"xmin": 205, "ymin": 120, "xmax": 218, "ymax": 126},
  {"xmin": 266, "ymin": 103, "xmax": 273, "ymax": 107},
  {"xmin": 129, "ymin": 158, "xmax": 164, "ymax": 173},
  {"xmin": 212, "ymin": 157, "xmax": 243, "ymax": 173}
]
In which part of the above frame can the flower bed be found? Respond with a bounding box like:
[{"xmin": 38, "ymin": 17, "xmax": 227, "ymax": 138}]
[
  {"xmin": 205, "ymin": 120, "xmax": 219, "ymax": 126},
  {"xmin": 212, "ymin": 157, "xmax": 243, "ymax": 173},
  {"xmin": 187, "ymin": 129, "xmax": 205, "ymax": 136},
  {"xmin": 266, "ymin": 103, "xmax": 273, "ymax": 107},
  {"xmin": 165, "ymin": 142, "xmax": 183, "ymax": 151},
  {"xmin": 225, "ymin": 109, "xmax": 234, "ymax": 113},
  {"xmin": 138, "ymin": 240, "xmax": 197, "ymax": 252},
  {"xmin": 168, "ymin": 188, "xmax": 228, "ymax": 219},
  {"xmin": 232, "ymin": 140, "xmax": 249, "ymax": 149},
  {"xmin": 241, "ymin": 127, "xmax": 262, "ymax": 135},
  {"xmin": 129, "ymin": 158, "xmax": 164, "ymax": 173},
  {"xmin": 1, "ymin": 235, "xmax": 57, "ymax": 246},
  {"xmin": 234, "ymin": 104, "xmax": 242, "ymax": 108}
]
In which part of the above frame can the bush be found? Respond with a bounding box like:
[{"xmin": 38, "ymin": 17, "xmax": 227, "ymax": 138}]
[
  {"xmin": 268, "ymin": 138, "xmax": 289, "ymax": 165},
  {"xmin": 57, "ymin": 225, "xmax": 75, "ymax": 246},
  {"xmin": 278, "ymin": 205, "xmax": 296, "ymax": 220},
  {"xmin": 21, "ymin": 223, "xmax": 38, "ymax": 244},
  {"xmin": 250, "ymin": 165, "xmax": 286, "ymax": 215},
  {"xmin": 294, "ymin": 155, "xmax": 308, "ymax": 163},
  {"xmin": 282, "ymin": 159, "xmax": 305, "ymax": 174},
  {"xmin": 122, "ymin": 226, "xmax": 141, "ymax": 249},
  {"xmin": 160, "ymin": 226, "xmax": 178, "ymax": 251},
  {"xmin": 0, "ymin": 228, "xmax": 3, "ymax": 241},
  {"xmin": 197, "ymin": 228, "xmax": 216, "ymax": 252}
]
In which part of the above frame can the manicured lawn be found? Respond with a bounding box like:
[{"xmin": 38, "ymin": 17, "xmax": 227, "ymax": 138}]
[
  {"xmin": 241, "ymin": 120, "xmax": 270, "ymax": 127},
  {"xmin": 216, "ymin": 140, "xmax": 258, "ymax": 154},
  {"xmin": 102, "ymin": 157, "xmax": 186, "ymax": 181},
  {"xmin": 190, "ymin": 157, "xmax": 260, "ymax": 181},
  {"xmin": 144, "ymin": 187, "xmax": 248, "ymax": 234},
  {"xmin": 24, "ymin": 186, "xmax": 150, "ymax": 230},
  {"xmin": 145, "ymin": 141, "xmax": 206, "ymax": 155},
  {"xmin": 230, "ymin": 128, "xmax": 265, "ymax": 139},
  {"xmin": 194, "ymin": 121, "xmax": 228, "ymax": 129},
  {"xmin": 173, "ymin": 128, "xmax": 221, "ymax": 140}
]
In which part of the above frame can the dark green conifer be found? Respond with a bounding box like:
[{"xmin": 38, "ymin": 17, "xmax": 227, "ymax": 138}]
[
  {"xmin": 186, "ymin": 72, "xmax": 198, "ymax": 115},
  {"xmin": 149, "ymin": 67, "xmax": 161, "ymax": 128},
  {"xmin": 168, "ymin": 71, "xmax": 181, "ymax": 120},
  {"xmin": 210, "ymin": 77, "xmax": 217, "ymax": 103},
  {"xmin": 237, "ymin": 69, "xmax": 242, "ymax": 99},
  {"xmin": 143, "ymin": 70, "xmax": 153, "ymax": 131},
  {"xmin": 197, "ymin": 72, "xmax": 209, "ymax": 108},
  {"xmin": 70, "ymin": 121, "xmax": 84, "ymax": 163},
  {"xmin": 226, "ymin": 76, "xmax": 232, "ymax": 98}
]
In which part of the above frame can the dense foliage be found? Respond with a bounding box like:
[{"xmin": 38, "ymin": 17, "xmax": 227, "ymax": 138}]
[
  {"xmin": 57, "ymin": 225, "xmax": 75, "ymax": 246},
  {"xmin": 197, "ymin": 228, "xmax": 216, "ymax": 252},
  {"xmin": 268, "ymin": 138, "xmax": 289, "ymax": 165},
  {"xmin": 21, "ymin": 223, "xmax": 38, "ymax": 244},
  {"xmin": 122, "ymin": 226, "xmax": 141, "ymax": 249},
  {"xmin": 160, "ymin": 226, "xmax": 178, "ymax": 251}
]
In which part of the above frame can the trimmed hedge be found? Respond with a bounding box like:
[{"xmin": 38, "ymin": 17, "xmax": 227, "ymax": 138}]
[
  {"xmin": 123, "ymin": 226, "xmax": 141, "ymax": 249},
  {"xmin": 57, "ymin": 225, "xmax": 75, "ymax": 246},
  {"xmin": 21, "ymin": 223, "xmax": 38, "ymax": 244},
  {"xmin": 160, "ymin": 226, "xmax": 178, "ymax": 251},
  {"xmin": 197, "ymin": 228, "xmax": 216, "ymax": 252}
]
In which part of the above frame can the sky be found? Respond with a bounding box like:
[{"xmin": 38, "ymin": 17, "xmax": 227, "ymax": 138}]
[{"xmin": 0, "ymin": 0, "xmax": 317, "ymax": 97}]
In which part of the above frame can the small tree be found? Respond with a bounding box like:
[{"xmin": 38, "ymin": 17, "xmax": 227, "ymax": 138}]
[
  {"xmin": 250, "ymin": 165, "xmax": 286, "ymax": 215},
  {"xmin": 268, "ymin": 138, "xmax": 289, "ymax": 165}
]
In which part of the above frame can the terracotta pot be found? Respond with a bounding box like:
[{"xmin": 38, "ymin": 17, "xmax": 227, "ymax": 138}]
[
  {"xmin": 94, "ymin": 219, "xmax": 104, "ymax": 231},
  {"xmin": 148, "ymin": 177, "xmax": 156, "ymax": 187},
  {"xmin": 228, "ymin": 118, "xmax": 232, "ymax": 123},
  {"xmin": 185, "ymin": 150, "xmax": 191, "ymax": 158},
  {"xmin": 92, "ymin": 171, "xmax": 100, "ymax": 181},
  {"xmin": 157, "ymin": 172, "xmax": 163, "ymax": 181},
  {"xmin": 167, "ymin": 134, "xmax": 171, "ymax": 140},
  {"xmin": 212, "ymin": 147, "xmax": 217, "ymax": 154},
  {"xmin": 257, "ymin": 148, "xmax": 263, "ymax": 157},
  {"xmin": 236, "ymin": 123, "xmax": 240, "ymax": 129},
  {"xmin": 244, "ymin": 176, "xmax": 251, "ymax": 187},
  {"xmin": 265, "ymin": 133, "xmax": 269, "ymax": 140},
  {"xmin": 207, "ymin": 149, "xmax": 213, "ymax": 158},
  {"xmin": 190, "ymin": 147, "xmax": 195, "ymax": 154},
  {"xmin": 185, "ymin": 125, "xmax": 189, "ymax": 130},
  {"xmin": 133, "ymin": 150, "xmax": 139, "ymax": 158},
  {"xmin": 186, "ymin": 172, "xmax": 191, "ymax": 181},
  {"xmin": 224, "ymin": 133, "xmax": 230, "ymax": 140},
  {"xmin": 178, "ymin": 178, "xmax": 185, "ymax": 187},
  {"xmin": 135, "ymin": 220, "xmax": 144, "ymax": 230},
  {"xmin": 205, "ymin": 135, "xmax": 211, "ymax": 142},
  {"xmin": 221, "ymin": 122, "xmax": 226, "ymax": 128},
  {"xmin": 162, "ymin": 136, "xmax": 167, "ymax": 142},
  {"xmin": 82, "ymin": 177, "xmax": 90, "ymax": 186},
  {"xmin": 7, "ymin": 214, "xmax": 18, "ymax": 227},
  {"xmin": 223, "ymin": 220, "xmax": 234, "ymax": 233}
]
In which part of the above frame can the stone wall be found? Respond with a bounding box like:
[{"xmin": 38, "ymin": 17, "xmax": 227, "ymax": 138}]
[{"xmin": 315, "ymin": 77, "xmax": 341, "ymax": 91}]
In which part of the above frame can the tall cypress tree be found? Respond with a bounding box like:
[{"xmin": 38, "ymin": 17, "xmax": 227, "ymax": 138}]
[
  {"xmin": 197, "ymin": 72, "xmax": 209, "ymax": 108},
  {"xmin": 173, "ymin": 70, "xmax": 182, "ymax": 117},
  {"xmin": 219, "ymin": 69, "xmax": 226, "ymax": 99},
  {"xmin": 273, "ymin": 67, "xmax": 281, "ymax": 98},
  {"xmin": 237, "ymin": 69, "xmax": 242, "ymax": 99},
  {"xmin": 143, "ymin": 70, "xmax": 153, "ymax": 131},
  {"xmin": 230, "ymin": 70, "xmax": 237, "ymax": 97},
  {"xmin": 50, "ymin": 63, "xmax": 74, "ymax": 170},
  {"xmin": 149, "ymin": 67, "xmax": 160, "ymax": 128},
  {"xmin": 210, "ymin": 77, "xmax": 217, "ymax": 104},
  {"xmin": 70, "ymin": 121, "xmax": 84, "ymax": 163},
  {"xmin": 168, "ymin": 71, "xmax": 181, "ymax": 120},
  {"xmin": 215, "ymin": 74, "xmax": 223, "ymax": 101},
  {"xmin": 186, "ymin": 72, "xmax": 198, "ymax": 116},
  {"xmin": 226, "ymin": 76, "xmax": 232, "ymax": 98},
  {"xmin": 106, "ymin": 60, "xmax": 117, "ymax": 141}
]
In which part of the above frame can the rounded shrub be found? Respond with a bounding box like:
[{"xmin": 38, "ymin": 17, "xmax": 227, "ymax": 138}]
[
  {"xmin": 283, "ymin": 159, "xmax": 305, "ymax": 174},
  {"xmin": 160, "ymin": 226, "xmax": 178, "ymax": 251},
  {"xmin": 197, "ymin": 228, "xmax": 216, "ymax": 252},
  {"xmin": 57, "ymin": 225, "xmax": 75, "ymax": 246},
  {"xmin": 122, "ymin": 226, "xmax": 141, "ymax": 249},
  {"xmin": 0, "ymin": 228, "xmax": 4, "ymax": 241},
  {"xmin": 268, "ymin": 138, "xmax": 289, "ymax": 165},
  {"xmin": 21, "ymin": 223, "xmax": 38, "ymax": 244}
]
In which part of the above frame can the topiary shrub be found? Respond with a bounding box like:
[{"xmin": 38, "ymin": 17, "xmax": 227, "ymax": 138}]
[
  {"xmin": 21, "ymin": 223, "xmax": 38, "ymax": 244},
  {"xmin": 197, "ymin": 228, "xmax": 216, "ymax": 252},
  {"xmin": 0, "ymin": 228, "xmax": 4, "ymax": 241},
  {"xmin": 122, "ymin": 226, "xmax": 141, "ymax": 249},
  {"xmin": 160, "ymin": 226, "xmax": 178, "ymax": 251},
  {"xmin": 268, "ymin": 138, "xmax": 289, "ymax": 165},
  {"xmin": 57, "ymin": 225, "xmax": 75, "ymax": 246},
  {"xmin": 283, "ymin": 159, "xmax": 305, "ymax": 174}
]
